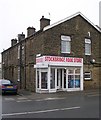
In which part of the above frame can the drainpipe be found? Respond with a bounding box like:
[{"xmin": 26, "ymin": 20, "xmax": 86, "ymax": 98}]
[
  {"xmin": 24, "ymin": 39, "xmax": 26, "ymax": 89},
  {"xmin": 19, "ymin": 43, "xmax": 22, "ymax": 89}
]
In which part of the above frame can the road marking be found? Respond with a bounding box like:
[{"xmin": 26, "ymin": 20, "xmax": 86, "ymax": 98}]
[
  {"xmin": 4, "ymin": 98, "xmax": 15, "ymax": 101},
  {"xmin": 16, "ymin": 97, "xmax": 65, "ymax": 102},
  {"xmin": 2, "ymin": 106, "xmax": 80, "ymax": 116},
  {"xmin": 16, "ymin": 100, "xmax": 32, "ymax": 102},
  {"xmin": 4, "ymin": 97, "xmax": 28, "ymax": 102},
  {"xmin": 87, "ymin": 92, "xmax": 99, "ymax": 95},
  {"xmin": 45, "ymin": 97, "xmax": 65, "ymax": 100},
  {"xmin": 17, "ymin": 97, "xmax": 28, "ymax": 100},
  {"xmin": 87, "ymin": 94, "xmax": 100, "ymax": 97},
  {"xmin": 36, "ymin": 97, "xmax": 65, "ymax": 101}
]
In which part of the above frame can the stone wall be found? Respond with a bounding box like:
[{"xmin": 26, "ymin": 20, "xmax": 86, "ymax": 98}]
[{"xmin": 1, "ymin": 15, "xmax": 101, "ymax": 91}]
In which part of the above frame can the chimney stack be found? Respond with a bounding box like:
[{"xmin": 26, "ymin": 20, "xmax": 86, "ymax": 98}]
[
  {"xmin": 27, "ymin": 27, "xmax": 36, "ymax": 37},
  {"xmin": 18, "ymin": 32, "xmax": 25, "ymax": 42},
  {"xmin": 40, "ymin": 16, "xmax": 50, "ymax": 30},
  {"xmin": 11, "ymin": 39, "xmax": 17, "ymax": 46}
]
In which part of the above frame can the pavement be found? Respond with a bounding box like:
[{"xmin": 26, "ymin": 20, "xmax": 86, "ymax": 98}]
[{"xmin": 17, "ymin": 88, "xmax": 100, "ymax": 100}]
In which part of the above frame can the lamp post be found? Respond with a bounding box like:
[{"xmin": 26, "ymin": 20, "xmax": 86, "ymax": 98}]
[
  {"xmin": 90, "ymin": 59, "xmax": 96, "ymax": 64},
  {"xmin": 90, "ymin": 58, "xmax": 101, "ymax": 67}
]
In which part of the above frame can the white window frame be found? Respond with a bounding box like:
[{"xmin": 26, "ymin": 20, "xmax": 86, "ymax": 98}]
[
  {"xmin": 21, "ymin": 45, "xmax": 25, "ymax": 61},
  {"xmin": 61, "ymin": 35, "xmax": 71, "ymax": 53},
  {"xmin": 17, "ymin": 67, "xmax": 20, "ymax": 81},
  {"xmin": 18, "ymin": 45, "xmax": 20, "ymax": 59},
  {"xmin": 84, "ymin": 72, "xmax": 92, "ymax": 80},
  {"xmin": 85, "ymin": 38, "xmax": 91, "ymax": 55}
]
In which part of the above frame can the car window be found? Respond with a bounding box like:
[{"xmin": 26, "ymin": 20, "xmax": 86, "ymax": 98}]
[
  {"xmin": 1, "ymin": 80, "xmax": 11, "ymax": 85},
  {"xmin": 0, "ymin": 80, "xmax": 2, "ymax": 85}
]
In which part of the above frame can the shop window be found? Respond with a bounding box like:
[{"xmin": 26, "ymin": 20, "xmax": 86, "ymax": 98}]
[
  {"xmin": 75, "ymin": 75, "xmax": 80, "ymax": 88},
  {"xmin": 75, "ymin": 68, "xmax": 80, "ymax": 74},
  {"xmin": 68, "ymin": 68, "xmax": 80, "ymax": 88},
  {"xmin": 85, "ymin": 38, "xmax": 91, "ymax": 55},
  {"xmin": 41, "ymin": 72, "xmax": 47, "ymax": 89},
  {"xmin": 57, "ymin": 69, "xmax": 59, "ymax": 87},
  {"xmin": 68, "ymin": 69, "xmax": 74, "ymax": 88},
  {"xmin": 50, "ymin": 68, "xmax": 55, "ymax": 89},
  {"xmin": 68, "ymin": 75, "xmax": 74, "ymax": 88},
  {"xmin": 61, "ymin": 35, "xmax": 71, "ymax": 53},
  {"xmin": 64, "ymin": 69, "xmax": 66, "ymax": 88},
  {"xmin": 57, "ymin": 69, "xmax": 62, "ymax": 89},
  {"xmin": 68, "ymin": 69, "xmax": 74, "ymax": 74},
  {"xmin": 37, "ymin": 71, "xmax": 39, "ymax": 88},
  {"xmin": 84, "ymin": 72, "xmax": 92, "ymax": 80},
  {"xmin": 75, "ymin": 68, "xmax": 80, "ymax": 88}
]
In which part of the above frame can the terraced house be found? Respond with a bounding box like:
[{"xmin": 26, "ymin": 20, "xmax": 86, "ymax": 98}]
[{"xmin": 1, "ymin": 12, "xmax": 101, "ymax": 93}]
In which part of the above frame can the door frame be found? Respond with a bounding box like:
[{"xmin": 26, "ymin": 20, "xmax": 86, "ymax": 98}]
[
  {"xmin": 36, "ymin": 68, "xmax": 48, "ymax": 92},
  {"xmin": 56, "ymin": 68, "xmax": 67, "ymax": 91}
]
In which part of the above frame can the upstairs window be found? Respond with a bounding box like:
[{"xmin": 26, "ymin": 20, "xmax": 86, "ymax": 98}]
[
  {"xmin": 21, "ymin": 45, "xmax": 25, "ymax": 61},
  {"xmin": 85, "ymin": 38, "xmax": 91, "ymax": 55},
  {"xmin": 18, "ymin": 45, "xmax": 20, "ymax": 59},
  {"xmin": 61, "ymin": 35, "xmax": 71, "ymax": 53}
]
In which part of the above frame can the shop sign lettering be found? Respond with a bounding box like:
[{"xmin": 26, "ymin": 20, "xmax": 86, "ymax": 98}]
[
  {"xmin": 36, "ymin": 56, "xmax": 82, "ymax": 63},
  {"xmin": 45, "ymin": 56, "xmax": 65, "ymax": 62},
  {"xmin": 36, "ymin": 57, "xmax": 43, "ymax": 63},
  {"xmin": 45, "ymin": 56, "xmax": 82, "ymax": 63}
]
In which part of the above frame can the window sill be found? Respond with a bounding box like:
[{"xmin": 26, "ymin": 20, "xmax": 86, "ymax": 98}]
[
  {"xmin": 84, "ymin": 78, "xmax": 92, "ymax": 81},
  {"xmin": 85, "ymin": 54, "xmax": 91, "ymax": 56},
  {"xmin": 61, "ymin": 52, "xmax": 70, "ymax": 54}
]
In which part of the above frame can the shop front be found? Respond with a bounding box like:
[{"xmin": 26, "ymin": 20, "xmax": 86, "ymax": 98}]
[{"xmin": 34, "ymin": 56, "xmax": 83, "ymax": 93}]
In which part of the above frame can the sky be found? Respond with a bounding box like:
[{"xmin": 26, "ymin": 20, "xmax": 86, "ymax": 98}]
[{"xmin": 0, "ymin": 0, "xmax": 100, "ymax": 62}]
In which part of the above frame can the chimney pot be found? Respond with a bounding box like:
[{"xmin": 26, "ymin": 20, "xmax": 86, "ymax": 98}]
[
  {"xmin": 40, "ymin": 16, "xmax": 50, "ymax": 30},
  {"xmin": 27, "ymin": 27, "xmax": 36, "ymax": 37},
  {"xmin": 18, "ymin": 32, "xmax": 25, "ymax": 42},
  {"xmin": 11, "ymin": 39, "xmax": 17, "ymax": 46}
]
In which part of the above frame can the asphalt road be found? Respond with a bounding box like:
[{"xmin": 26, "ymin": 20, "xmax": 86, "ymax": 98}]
[{"xmin": 1, "ymin": 90, "xmax": 100, "ymax": 119}]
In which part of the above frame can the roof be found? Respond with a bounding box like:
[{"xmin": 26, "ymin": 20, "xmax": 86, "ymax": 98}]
[
  {"xmin": 43, "ymin": 12, "xmax": 101, "ymax": 33},
  {"xmin": 1, "ymin": 12, "xmax": 100, "ymax": 54}
]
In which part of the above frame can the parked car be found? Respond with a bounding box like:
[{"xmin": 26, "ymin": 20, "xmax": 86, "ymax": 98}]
[{"xmin": 0, "ymin": 79, "xmax": 18, "ymax": 94}]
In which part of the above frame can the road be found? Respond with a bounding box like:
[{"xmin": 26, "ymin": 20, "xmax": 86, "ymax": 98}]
[{"xmin": 1, "ymin": 90, "xmax": 100, "ymax": 119}]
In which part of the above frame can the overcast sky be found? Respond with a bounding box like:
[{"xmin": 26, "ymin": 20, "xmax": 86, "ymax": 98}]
[{"xmin": 0, "ymin": 0, "xmax": 100, "ymax": 62}]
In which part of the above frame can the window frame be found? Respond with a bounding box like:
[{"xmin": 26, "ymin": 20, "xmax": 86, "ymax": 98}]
[
  {"xmin": 61, "ymin": 35, "xmax": 71, "ymax": 54},
  {"xmin": 18, "ymin": 45, "xmax": 20, "ymax": 59},
  {"xmin": 85, "ymin": 38, "xmax": 91, "ymax": 55}
]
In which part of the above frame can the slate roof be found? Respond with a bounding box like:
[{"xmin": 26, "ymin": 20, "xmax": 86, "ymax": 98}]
[{"xmin": 43, "ymin": 12, "xmax": 101, "ymax": 33}]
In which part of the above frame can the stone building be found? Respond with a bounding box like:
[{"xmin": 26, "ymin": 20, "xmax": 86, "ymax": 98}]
[
  {"xmin": 0, "ymin": 63, "xmax": 2, "ymax": 79},
  {"xmin": 1, "ymin": 12, "xmax": 101, "ymax": 93}
]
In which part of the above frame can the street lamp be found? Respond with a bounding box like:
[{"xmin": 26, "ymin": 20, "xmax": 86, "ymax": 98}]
[{"xmin": 90, "ymin": 59, "xmax": 96, "ymax": 64}]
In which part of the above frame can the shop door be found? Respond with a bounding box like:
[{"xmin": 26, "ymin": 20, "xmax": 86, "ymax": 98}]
[
  {"xmin": 57, "ymin": 69, "xmax": 66, "ymax": 90},
  {"xmin": 68, "ymin": 68, "xmax": 80, "ymax": 89},
  {"xmin": 57, "ymin": 69, "xmax": 62, "ymax": 90},
  {"xmin": 41, "ymin": 69, "xmax": 48, "ymax": 89}
]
